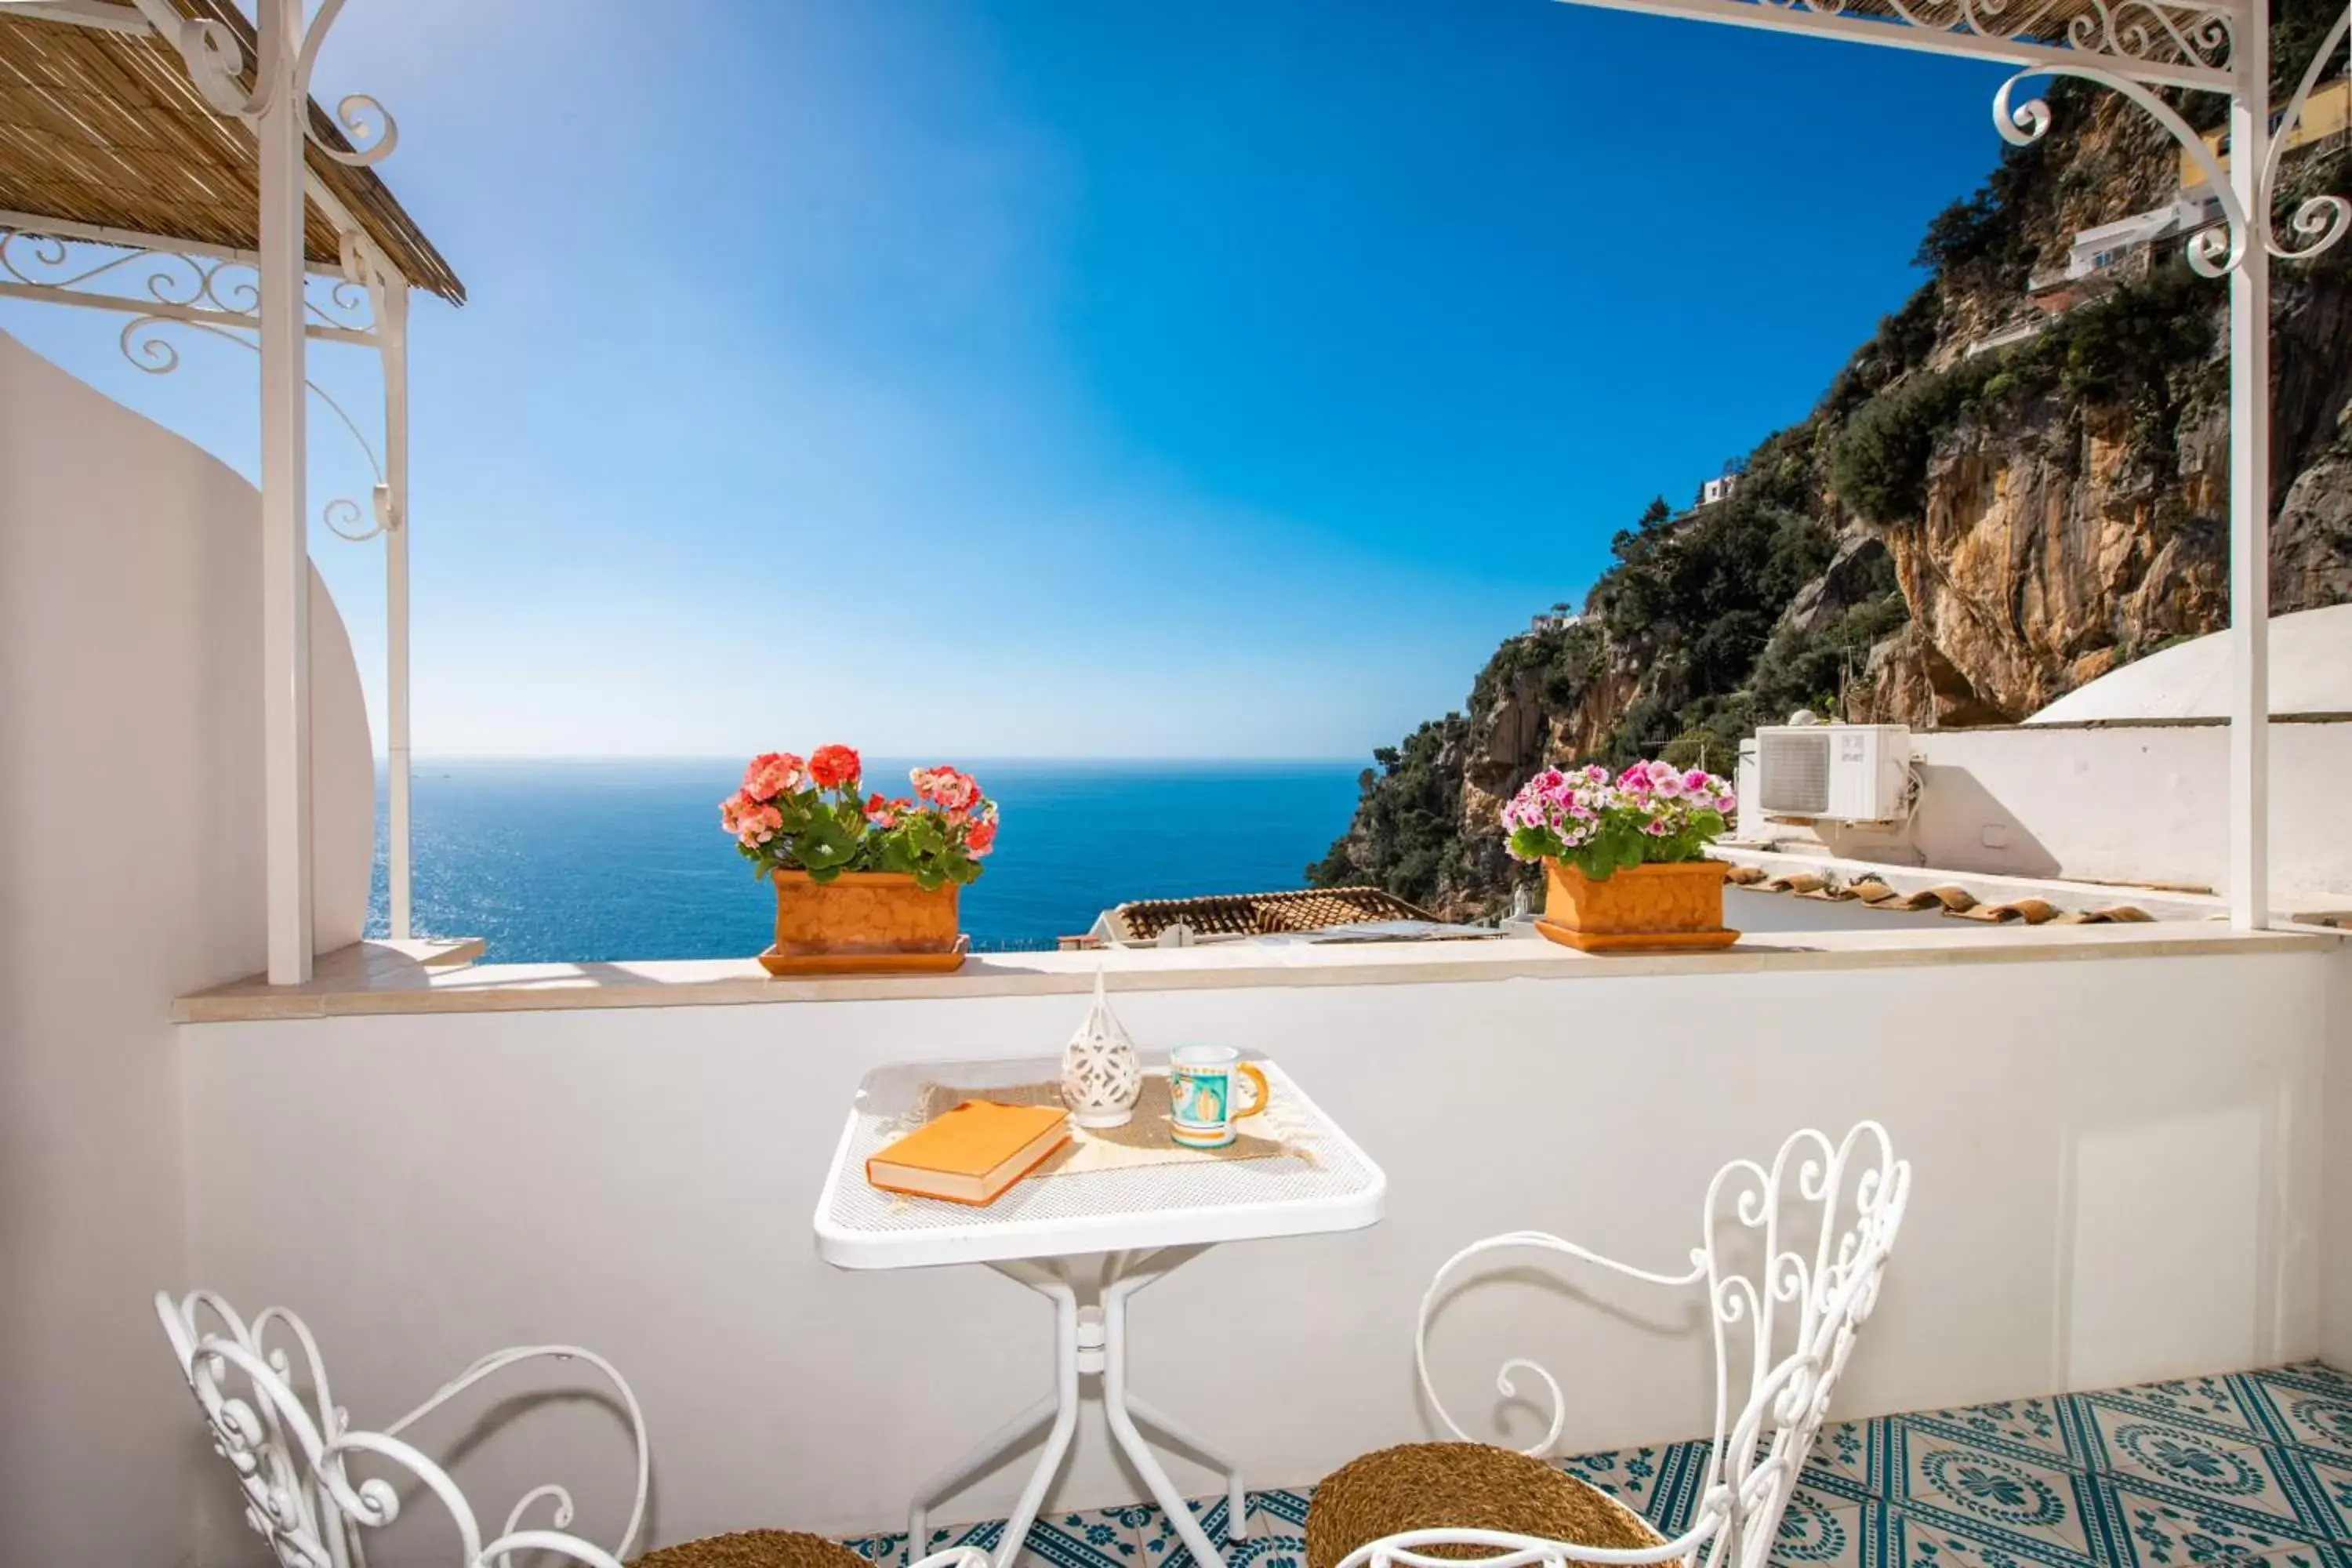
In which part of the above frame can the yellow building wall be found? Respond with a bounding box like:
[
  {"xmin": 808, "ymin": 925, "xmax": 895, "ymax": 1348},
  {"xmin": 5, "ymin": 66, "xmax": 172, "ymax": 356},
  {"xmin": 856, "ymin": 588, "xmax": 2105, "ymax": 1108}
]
[{"xmin": 2183, "ymin": 78, "xmax": 2351, "ymax": 188}]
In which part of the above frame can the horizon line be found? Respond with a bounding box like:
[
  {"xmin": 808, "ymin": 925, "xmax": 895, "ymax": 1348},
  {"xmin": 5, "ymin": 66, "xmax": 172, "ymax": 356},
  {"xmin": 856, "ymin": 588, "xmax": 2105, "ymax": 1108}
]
[{"xmin": 371, "ymin": 753, "xmax": 1374, "ymax": 766}]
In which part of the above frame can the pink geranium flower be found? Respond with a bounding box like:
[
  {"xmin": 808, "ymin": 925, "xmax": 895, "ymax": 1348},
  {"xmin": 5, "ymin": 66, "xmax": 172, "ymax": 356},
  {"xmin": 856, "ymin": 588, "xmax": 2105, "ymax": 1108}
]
[
  {"xmin": 1501, "ymin": 757, "xmax": 1733, "ymax": 872},
  {"xmin": 913, "ymin": 765, "xmax": 982, "ymax": 811},
  {"xmin": 726, "ymin": 750, "xmax": 997, "ymax": 889},
  {"xmin": 742, "ymin": 752, "xmax": 805, "ymax": 801}
]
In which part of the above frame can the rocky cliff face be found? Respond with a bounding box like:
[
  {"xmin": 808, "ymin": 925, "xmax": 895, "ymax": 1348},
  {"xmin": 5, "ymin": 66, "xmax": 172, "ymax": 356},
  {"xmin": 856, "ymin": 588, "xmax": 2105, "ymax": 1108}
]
[
  {"xmin": 1312, "ymin": 73, "xmax": 2352, "ymax": 920},
  {"xmin": 1858, "ymin": 268, "xmax": 2352, "ymax": 726}
]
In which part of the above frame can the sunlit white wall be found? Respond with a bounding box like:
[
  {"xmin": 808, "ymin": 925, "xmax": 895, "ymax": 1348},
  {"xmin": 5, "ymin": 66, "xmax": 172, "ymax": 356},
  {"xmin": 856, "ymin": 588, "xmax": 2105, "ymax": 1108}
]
[
  {"xmin": 181, "ymin": 942, "xmax": 2336, "ymax": 1563},
  {"xmin": 0, "ymin": 326, "xmax": 376, "ymax": 1561}
]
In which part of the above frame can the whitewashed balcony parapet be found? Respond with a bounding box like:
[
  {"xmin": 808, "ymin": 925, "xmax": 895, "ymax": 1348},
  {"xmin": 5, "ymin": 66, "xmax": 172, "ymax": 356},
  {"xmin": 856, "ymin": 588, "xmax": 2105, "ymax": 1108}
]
[{"xmin": 171, "ymin": 921, "xmax": 2336, "ymax": 1024}]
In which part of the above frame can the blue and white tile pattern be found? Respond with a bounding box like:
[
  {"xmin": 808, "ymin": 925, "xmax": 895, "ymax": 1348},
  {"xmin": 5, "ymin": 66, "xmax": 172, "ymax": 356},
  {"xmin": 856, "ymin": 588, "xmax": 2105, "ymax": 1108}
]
[{"xmin": 843, "ymin": 1363, "xmax": 2352, "ymax": 1568}]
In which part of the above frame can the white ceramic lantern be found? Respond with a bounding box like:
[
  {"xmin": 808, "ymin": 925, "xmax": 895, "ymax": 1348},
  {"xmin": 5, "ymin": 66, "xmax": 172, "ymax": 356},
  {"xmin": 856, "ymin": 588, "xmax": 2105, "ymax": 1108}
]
[{"xmin": 1060, "ymin": 967, "xmax": 1143, "ymax": 1129}]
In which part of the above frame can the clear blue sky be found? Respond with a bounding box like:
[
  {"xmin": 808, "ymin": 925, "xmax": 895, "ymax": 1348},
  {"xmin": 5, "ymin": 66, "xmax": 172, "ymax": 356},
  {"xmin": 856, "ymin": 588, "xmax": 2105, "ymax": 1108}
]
[{"xmin": 1, "ymin": 0, "xmax": 2017, "ymax": 760}]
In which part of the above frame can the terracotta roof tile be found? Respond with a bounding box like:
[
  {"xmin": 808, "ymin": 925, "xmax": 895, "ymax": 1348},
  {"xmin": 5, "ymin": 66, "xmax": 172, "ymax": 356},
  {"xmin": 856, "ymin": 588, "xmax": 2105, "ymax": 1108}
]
[{"xmin": 1104, "ymin": 886, "xmax": 1439, "ymax": 944}]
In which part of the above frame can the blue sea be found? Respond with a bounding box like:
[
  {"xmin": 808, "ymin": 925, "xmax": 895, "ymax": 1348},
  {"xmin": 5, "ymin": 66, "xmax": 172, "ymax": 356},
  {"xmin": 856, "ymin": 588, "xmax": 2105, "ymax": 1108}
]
[{"xmin": 367, "ymin": 759, "xmax": 1365, "ymax": 963}]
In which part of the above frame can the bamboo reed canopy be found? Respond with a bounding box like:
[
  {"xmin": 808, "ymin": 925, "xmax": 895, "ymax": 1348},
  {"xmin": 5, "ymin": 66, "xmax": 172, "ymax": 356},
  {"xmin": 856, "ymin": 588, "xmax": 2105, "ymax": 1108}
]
[{"xmin": 0, "ymin": 0, "xmax": 463, "ymax": 301}]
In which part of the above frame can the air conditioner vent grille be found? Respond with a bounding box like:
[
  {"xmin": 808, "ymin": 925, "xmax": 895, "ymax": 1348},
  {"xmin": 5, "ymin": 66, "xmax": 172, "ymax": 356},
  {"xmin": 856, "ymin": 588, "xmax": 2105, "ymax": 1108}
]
[{"xmin": 1760, "ymin": 731, "xmax": 1831, "ymax": 815}]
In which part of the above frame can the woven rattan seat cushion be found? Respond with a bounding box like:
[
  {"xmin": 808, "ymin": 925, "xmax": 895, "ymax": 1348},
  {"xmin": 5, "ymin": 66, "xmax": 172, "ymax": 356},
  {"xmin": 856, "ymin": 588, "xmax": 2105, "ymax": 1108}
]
[
  {"xmin": 633, "ymin": 1530, "xmax": 869, "ymax": 1568},
  {"xmin": 1305, "ymin": 1443, "xmax": 1665, "ymax": 1568}
]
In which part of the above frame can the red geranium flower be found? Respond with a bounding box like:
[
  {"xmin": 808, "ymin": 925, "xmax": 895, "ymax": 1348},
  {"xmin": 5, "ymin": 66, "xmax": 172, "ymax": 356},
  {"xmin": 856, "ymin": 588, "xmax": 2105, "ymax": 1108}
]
[{"xmin": 809, "ymin": 744, "xmax": 862, "ymax": 790}]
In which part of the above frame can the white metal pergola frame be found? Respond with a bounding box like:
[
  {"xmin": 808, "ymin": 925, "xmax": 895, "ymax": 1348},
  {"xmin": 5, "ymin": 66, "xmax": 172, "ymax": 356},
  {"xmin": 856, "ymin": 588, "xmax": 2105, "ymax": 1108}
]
[
  {"xmin": 2, "ymin": 0, "xmax": 420, "ymax": 981},
  {"xmin": 6, "ymin": 0, "xmax": 2347, "ymax": 980}
]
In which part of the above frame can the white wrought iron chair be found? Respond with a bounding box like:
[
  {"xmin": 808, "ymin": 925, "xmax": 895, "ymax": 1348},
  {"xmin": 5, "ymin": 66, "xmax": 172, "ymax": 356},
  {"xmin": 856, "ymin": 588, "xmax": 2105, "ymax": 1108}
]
[
  {"xmin": 158, "ymin": 1290, "xmax": 990, "ymax": 1568},
  {"xmin": 1307, "ymin": 1122, "xmax": 1910, "ymax": 1568}
]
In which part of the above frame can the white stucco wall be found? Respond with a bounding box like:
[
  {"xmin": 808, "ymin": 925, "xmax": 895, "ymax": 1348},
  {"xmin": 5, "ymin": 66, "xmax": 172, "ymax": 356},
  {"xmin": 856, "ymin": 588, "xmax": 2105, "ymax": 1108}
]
[
  {"xmin": 1737, "ymin": 722, "xmax": 2352, "ymax": 906},
  {"xmin": 0, "ymin": 325, "xmax": 376, "ymax": 1562},
  {"xmin": 181, "ymin": 944, "xmax": 2332, "ymax": 1564},
  {"xmin": 2324, "ymin": 949, "xmax": 2352, "ymax": 1369}
]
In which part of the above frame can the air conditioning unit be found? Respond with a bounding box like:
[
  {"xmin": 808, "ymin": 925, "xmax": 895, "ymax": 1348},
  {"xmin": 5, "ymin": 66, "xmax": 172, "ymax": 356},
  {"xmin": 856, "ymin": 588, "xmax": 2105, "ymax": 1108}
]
[{"xmin": 1755, "ymin": 724, "xmax": 1912, "ymax": 822}]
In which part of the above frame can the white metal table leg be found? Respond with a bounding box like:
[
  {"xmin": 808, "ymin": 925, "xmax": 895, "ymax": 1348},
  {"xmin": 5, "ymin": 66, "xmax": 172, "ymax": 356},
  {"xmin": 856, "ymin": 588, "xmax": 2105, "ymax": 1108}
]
[
  {"xmin": 1119, "ymin": 1393, "xmax": 1247, "ymax": 1544},
  {"xmin": 1100, "ymin": 1249, "xmax": 1245, "ymax": 1564},
  {"xmin": 911, "ymin": 1262, "xmax": 1083, "ymax": 1568},
  {"xmin": 909, "ymin": 1392, "xmax": 1058, "ymax": 1554},
  {"xmin": 912, "ymin": 1250, "xmax": 1245, "ymax": 1568}
]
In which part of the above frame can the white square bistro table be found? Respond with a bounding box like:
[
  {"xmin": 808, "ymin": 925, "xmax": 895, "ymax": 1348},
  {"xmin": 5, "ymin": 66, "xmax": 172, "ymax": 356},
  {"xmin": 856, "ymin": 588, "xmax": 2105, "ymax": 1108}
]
[{"xmin": 813, "ymin": 1055, "xmax": 1386, "ymax": 1568}]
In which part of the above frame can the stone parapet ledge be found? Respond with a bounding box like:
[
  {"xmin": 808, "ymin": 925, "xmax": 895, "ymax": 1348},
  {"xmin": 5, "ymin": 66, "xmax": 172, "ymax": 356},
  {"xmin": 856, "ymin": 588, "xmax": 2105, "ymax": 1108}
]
[{"xmin": 172, "ymin": 921, "xmax": 2337, "ymax": 1024}]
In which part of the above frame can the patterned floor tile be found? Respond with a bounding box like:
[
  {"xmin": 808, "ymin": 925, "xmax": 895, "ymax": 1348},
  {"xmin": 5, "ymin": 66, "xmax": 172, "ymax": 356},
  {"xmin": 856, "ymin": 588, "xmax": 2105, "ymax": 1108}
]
[
  {"xmin": 858, "ymin": 1519, "xmax": 1005, "ymax": 1568},
  {"xmin": 1014, "ymin": 1505, "xmax": 1157, "ymax": 1568},
  {"xmin": 1772, "ymin": 1490, "xmax": 1892, "ymax": 1568},
  {"xmin": 838, "ymin": 1363, "xmax": 2352, "ymax": 1568},
  {"xmin": 1218, "ymin": 1536, "xmax": 1308, "ymax": 1568},
  {"xmin": 1813, "ymin": 1420, "xmax": 1882, "ymax": 1490},
  {"xmin": 2242, "ymin": 1372, "xmax": 2352, "ymax": 1462},
  {"xmin": 1906, "ymin": 1401, "xmax": 2087, "ymax": 1474},
  {"xmin": 2081, "ymin": 1401, "xmax": 2272, "ymax": 1477},
  {"xmin": 1564, "ymin": 1441, "xmax": 1716, "ymax": 1531},
  {"xmin": 1131, "ymin": 1494, "xmax": 1249, "ymax": 1568},
  {"xmin": 842, "ymin": 1533, "xmax": 903, "ymax": 1566},
  {"xmin": 2248, "ymin": 1549, "xmax": 2351, "ymax": 1568},
  {"xmin": 2100, "ymin": 1482, "xmax": 2345, "ymax": 1568},
  {"xmin": 1893, "ymin": 1502, "xmax": 2099, "ymax": 1568},
  {"xmin": 2292, "ymin": 1450, "xmax": 2352, "ymax": 1541},
  {"xmin": 2074, "ymin": 1410, "xmax": 2317, "ymax": 1537},
  {"xmin": 2083, "ymin": 1381, "xmax": 2268, "ymax": 1444},
  {"xmin": 1243, "ymin": 1488, "xmax": 1312, "ymax": 1537},
  {"xmin": 1885, "ymin": 1425, "xmax": 2102, "ymax": 1560}
]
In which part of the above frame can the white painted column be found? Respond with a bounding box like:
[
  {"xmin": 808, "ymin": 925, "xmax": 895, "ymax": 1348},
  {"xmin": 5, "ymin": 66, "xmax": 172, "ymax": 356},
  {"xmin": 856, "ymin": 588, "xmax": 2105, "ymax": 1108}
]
[
  {"xmin": 2227, "ymin": 12, "xmax": 2272, "ymax": 931},
  {"xmin": 382, "ymin": 278, "xmax": 413, "ymax": 940},
  {"xmin": 260, "ymin": 0, "xmax": 315, "ymax": 982}
]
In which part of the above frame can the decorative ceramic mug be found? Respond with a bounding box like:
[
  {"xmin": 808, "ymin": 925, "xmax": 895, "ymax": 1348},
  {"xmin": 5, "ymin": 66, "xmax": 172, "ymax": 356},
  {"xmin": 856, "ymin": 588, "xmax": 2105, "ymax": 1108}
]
[{"xmin": 1167, "ymin": 1046, "xmax": 1270, "ymax": 1149}]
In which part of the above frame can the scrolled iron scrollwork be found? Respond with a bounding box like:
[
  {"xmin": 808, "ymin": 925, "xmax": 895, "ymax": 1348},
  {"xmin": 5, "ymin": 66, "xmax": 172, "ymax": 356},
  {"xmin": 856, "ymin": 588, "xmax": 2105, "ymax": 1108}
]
[
  {"xmin": 136, "ymin": 0, "xmax": 401, "ymax": 166},
  {"xmin": 0, "ymin": 227, "xmax": 265, "ymax": 315},
  {"xmin": 114, "ymin": 314, "xmax": 391, "ymax": 542},
  {"xmin": 1990, "ymin": 2, "xmax": 2352, "ymax": 281},
  {"xmin": 1, "ymin": 223, "xmax": 376, "ymax": 336},
  {"xmin": 1688, "ymin": 0, "xmax": 2234, "ymax": 70},
  {"xmin": 1383, "ymin": 1124, "xmax": 1909, "ymax": 1568},
  {"xmin": 2259, "ymin": 2, "xmax": 2352, "ymax": 260},
  {"xmin": 1992, "ymin": 67, "xmax": 2248, "ymax": 276},
  {"xmin": 2056, "ymin": 0, "xmax": 2236, "ymax": 71},
  {"xmin": 157, "ymin": 1290, "xmax": 650, "ymax": 1568},
  {"xmin": 290, "ymin": 0, "xmax": 398, "ymax": 165},
  {"xmin": 125, "ymin": 0, "xmax": 264, "ymax": 118},
  {"xmin": 314, "ymin": 89, "xmax": 400, "ymax": 166}
]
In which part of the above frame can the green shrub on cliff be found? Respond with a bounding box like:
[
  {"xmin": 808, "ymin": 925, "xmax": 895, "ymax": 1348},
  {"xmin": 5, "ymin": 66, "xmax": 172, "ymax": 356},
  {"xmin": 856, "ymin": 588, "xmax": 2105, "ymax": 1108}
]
[
  {"xmin": 1306, "ymin": 713, "xmax": 1472, "ymax": 904},
  {"xmin": 1830, "ymin": 261, "xmax": 2220, "ymax": 527}
]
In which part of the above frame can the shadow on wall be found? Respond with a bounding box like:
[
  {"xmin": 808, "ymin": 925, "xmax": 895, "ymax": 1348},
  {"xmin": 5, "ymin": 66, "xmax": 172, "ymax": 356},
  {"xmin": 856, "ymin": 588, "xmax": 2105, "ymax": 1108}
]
[{"xmin": 1900, "ymin": 763, "xmax": 2062, "ymax": 879}]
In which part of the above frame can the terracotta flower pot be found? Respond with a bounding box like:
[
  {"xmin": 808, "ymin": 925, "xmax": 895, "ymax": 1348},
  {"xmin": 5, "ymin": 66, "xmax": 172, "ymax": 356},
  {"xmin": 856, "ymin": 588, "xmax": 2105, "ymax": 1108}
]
[
  {"xmin": 1534, "ymin": 858, "xmax": 1739, "ymax": 953},
  {"xmin": 760, "ymin": 870, "xmax": 966, "ymax": 975}
]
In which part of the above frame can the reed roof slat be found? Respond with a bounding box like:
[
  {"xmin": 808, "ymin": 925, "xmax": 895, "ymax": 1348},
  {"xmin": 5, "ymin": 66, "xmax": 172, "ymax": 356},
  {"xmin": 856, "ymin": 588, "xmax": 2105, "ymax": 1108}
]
[{"xmin": 0, "ymin": 0, "xmax": 462, "ymax": 301}]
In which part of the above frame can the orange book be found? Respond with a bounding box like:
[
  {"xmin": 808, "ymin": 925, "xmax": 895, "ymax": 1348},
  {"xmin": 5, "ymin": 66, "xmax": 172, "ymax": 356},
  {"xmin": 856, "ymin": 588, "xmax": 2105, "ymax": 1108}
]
[{"xmin": 866, "ymin": 1102, "xmax": 1072, "ymax": 1205}]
